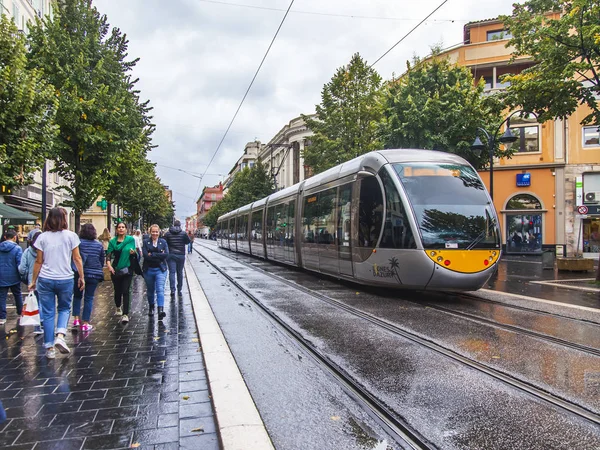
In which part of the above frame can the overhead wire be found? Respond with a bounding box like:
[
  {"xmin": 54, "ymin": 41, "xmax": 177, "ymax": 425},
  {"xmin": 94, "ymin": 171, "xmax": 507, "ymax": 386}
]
[
  {"xmin": 198, "ymin": 0, "xmax": 464, "ymax": 23},
  {"xmin": 370, "ymin": 0, "xmax": 450, "ymax": 67},
  {"xmin": 195, "ymin": 0, "xmax": 296, "ymax": 201}
]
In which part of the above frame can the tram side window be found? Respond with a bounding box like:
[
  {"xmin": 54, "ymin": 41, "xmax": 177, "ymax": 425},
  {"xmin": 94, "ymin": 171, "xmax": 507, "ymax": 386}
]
[
  {"xmin": 266, "ymin": 206, "xmax": 276, "ymax": 246},
  {"xmin": 275, "ymin": 203, "xmax": 286, "ymax": 246},
  {"xmin": 338, "ymin": 184, "xmax": 352, "ymax": 247},
  {"xmin": 239, "ymin": 214, "xmax": 248, "ymax": 240},
  {"xmin": 227, "ymin": 219, "xmax": 233, "ymax": 239},
  {"xmin": 302, "ymin": 194, "xmax": 318, "ymax": 243},
  {"xmin": 380, "ymin": 169, "xmax": 416, "ymax": 249},
  {"xmin": 317, "ymin": 188, "xmax": 336, "ymax": 245},
  {"xmin": 358, "ymin": 176, "xmax": 384, "ymax": 248},
  {"xmin": 251, "ymin": 210, "xmax": 262, "ymax": 241},
  {"xmin": 287, "ymin": 201, "xmax": 295, "ymax": 247}
]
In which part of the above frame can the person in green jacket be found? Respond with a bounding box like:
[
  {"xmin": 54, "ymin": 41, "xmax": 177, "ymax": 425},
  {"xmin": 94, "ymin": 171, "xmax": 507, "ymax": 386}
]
[{"xmin": 106, "ymin": 222, "xmax": 137, "ymax": 324}]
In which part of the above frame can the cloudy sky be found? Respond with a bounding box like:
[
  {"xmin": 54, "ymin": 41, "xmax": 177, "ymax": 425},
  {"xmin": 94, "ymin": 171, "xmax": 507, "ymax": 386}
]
[{"xmin": 93, "ymin": 0, "xmax": 522, "ymax": 218}]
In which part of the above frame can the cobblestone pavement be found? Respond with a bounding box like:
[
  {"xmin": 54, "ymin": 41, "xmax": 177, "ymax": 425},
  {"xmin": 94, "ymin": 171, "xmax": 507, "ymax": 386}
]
[{"xmin": 0, "ymin": 274, "xmax": 219, "ymax": 450}]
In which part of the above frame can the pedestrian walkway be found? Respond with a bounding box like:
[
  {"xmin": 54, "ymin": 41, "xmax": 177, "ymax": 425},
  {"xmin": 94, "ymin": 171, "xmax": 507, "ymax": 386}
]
[{"xmin": 0, "ymin": 274, "xmax": 219, "ymax": 449}]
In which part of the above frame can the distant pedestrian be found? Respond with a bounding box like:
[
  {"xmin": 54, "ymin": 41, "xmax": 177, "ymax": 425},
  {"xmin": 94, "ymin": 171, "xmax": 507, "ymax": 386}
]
[
  {"xmin": 27, "ymin": 224, "xmax": 41, "ymax": 247},
  {"xmin": 29, "ymin": 208, "xmax": 84, "ymax": 359},
  {"xmin": 72, "ymin": 224, "xmax": 105, "ymax": 333},
  {"xmin": 142, "ymin": 224, "xmax": 169, "ymax": 320},
  {"xmin": 19, "ymin": 230, "xmax": 43, "ymax": 334},
  {"xmin": 187, "ymin": 231, "xmax": 194, "ymax": 254},
  {"xmin": 98, "ymin": 228, "xmax": 112, "ymax": 252},
  {"xmin": 133, "ymin": 229, "xmax": 143, "ymax": 253},
  {"xmin": 0, "ymin": 229, "xmax": 23, "ymax": 327},
  {"xmin": 106, "ymin": 222, "xmax": 136, "ymax": 324},
  {"xmin": 163, "ymin": 220, "xmax": 190, "ymax": 298}
]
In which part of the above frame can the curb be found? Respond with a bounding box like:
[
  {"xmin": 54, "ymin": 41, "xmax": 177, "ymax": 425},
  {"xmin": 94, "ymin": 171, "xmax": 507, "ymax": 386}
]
[{"xmin": 185, "ymin": 259, "xmax": 274, "ymax": 450}]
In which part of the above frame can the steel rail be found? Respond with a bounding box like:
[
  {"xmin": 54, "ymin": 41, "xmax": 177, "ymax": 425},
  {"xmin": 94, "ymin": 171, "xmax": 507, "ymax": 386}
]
[
  {"xmin": 196, "ymin": 241, "xmax": 600, "ymax": 427},
  {"xmin": 194, "ymin": 246, "xmax": 435, "ymax": 450}
]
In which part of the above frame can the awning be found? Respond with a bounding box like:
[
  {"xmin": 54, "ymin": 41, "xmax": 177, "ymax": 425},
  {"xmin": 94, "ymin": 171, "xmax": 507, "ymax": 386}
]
[{"xmin": 0, "ymin": 203, "xmax": 37, "ymax": 226}]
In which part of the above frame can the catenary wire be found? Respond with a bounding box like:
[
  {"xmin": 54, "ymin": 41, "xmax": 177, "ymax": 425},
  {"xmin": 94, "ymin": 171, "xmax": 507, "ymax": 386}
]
[
  {"xmin": 198, "ymin": 0, "xmax": 464, "ymax": 23},
  {"xmin": 195, "ymin": 0, "xmax": 296, "ymax": 201},
  {"xmin": 370, "ymin": 0, "xmax": 450, "ymax": 67}
]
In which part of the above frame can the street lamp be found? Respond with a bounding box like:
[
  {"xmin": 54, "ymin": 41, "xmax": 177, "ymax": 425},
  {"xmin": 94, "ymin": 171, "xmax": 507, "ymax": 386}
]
[{"xmin": 471, "ymin": 110, "xmax": 535, "ymax": 202}]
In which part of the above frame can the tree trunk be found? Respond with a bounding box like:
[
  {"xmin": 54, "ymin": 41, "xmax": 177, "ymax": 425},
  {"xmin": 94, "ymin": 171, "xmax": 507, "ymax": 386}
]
[
  {"xmin": 74, "ymin": 212, "xmax": 81, "ymax": 234},
  {"xmin": 107, "ymin": 201, "xmax": 112, "ymax": 231}
]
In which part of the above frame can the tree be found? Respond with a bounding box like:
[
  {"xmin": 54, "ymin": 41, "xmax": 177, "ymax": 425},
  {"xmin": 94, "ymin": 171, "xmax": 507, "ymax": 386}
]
[
  {"xmin": 0, "ymin": 15, "xmax": 57, "ymax": 189},
  {"xmin": 302, "ymin": 53, "xmax": 383, "ymax": 174},
  {"xmin": 502, "ymin": 1, "xmax": 600, "ymax": 125},
  {"xmin": 203, "ymin": 162, "xmax": 274, "ymax": 230},
  {"xmin": 27, "ymin": 0, "xmax": 153, "ymax": 230},
  {"xmin": 380, "ymin": 54, "xmax": 506, "ymax": 168}
]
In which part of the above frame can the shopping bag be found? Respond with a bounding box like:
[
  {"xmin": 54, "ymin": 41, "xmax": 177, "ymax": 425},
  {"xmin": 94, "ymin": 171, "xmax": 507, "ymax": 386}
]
[{"xmin": 20, "ymin": 291, "xmax": 41, "ymax": 327}]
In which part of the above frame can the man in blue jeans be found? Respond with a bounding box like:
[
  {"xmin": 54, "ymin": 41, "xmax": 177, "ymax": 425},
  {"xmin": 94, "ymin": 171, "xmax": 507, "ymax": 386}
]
[
  {"xmin": 163, "ymin": 220, "xmax": 190, "ymax": 298},
  {"xmin": 0, "ymin": 229, "xmax": 23, "ymax": 326}
]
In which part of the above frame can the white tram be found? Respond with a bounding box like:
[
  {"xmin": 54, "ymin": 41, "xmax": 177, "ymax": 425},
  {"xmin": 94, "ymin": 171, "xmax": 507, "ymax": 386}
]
[{"xmin": 216, "ymin": 149, "xmax": 501, "ymax": 291}]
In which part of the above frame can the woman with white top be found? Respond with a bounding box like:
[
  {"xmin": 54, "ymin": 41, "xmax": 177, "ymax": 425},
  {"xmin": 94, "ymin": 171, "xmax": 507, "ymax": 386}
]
[{"xmin": 29, "ymin": 208, "xmax": 84, "ymax": 359}]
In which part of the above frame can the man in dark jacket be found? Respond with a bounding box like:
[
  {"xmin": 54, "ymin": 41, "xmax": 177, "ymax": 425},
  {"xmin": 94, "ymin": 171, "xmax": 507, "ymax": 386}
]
[
  {"xmin": 0, "ymin": 229, "xmax": 23, "ymax": 325},
  {"xmin": 163, "ymin": 220, "xmax": 190, "ymax": 297}
]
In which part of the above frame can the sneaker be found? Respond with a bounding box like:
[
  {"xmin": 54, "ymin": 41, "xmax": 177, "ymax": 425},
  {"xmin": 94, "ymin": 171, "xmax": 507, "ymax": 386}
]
[
  {"xmin": 33, "ymin": 325, "xmax": 44, "ymax": 335},
  {"xmin": 46, "ymin": 347, "xmax": 56, "ymax": 359},
  {"xmin": 72, "ymin": 319, "xmax": 81, "ymax": 329},
  {"xmin": 121, "ymin": 315, "xmax": 129, "ymax": 324},
  {"xmin": 80, "ymin": 323, "xmax": 93, "ymax": 332},
  {"xmin": 54, "ymin": 336, "xmax": 70, "ymax": 354},
  {"xmin": 0, "ymin": 319, "xmax": 6, "ymax": 325},
  {"xmin": 177, "ymin": 291, "xmax": 183, "ymax": 297},
  {"xmin": 115, "ymin": 307, "xmax": 123, "ymax": 316}
]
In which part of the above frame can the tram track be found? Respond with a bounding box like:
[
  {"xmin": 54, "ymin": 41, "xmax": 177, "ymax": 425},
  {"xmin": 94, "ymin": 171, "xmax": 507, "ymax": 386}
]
[
  {"xmin": 195, "ymin": 242, "xmax": 600, "ymax": 429},
  {"xmin": 193, "ymin": 246, "xmax": 435, "ymax": 450}
]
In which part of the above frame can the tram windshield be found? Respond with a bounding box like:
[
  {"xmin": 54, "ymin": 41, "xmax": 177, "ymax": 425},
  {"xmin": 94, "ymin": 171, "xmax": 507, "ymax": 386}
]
[{"xmin": 393, "ymin": 163, "xmax": 500, "ymax": 249}]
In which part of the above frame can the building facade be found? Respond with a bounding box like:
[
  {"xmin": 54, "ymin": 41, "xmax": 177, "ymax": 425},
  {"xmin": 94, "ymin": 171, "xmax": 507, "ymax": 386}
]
[
  {"xmin": 222, "ymin": 141, "xmax": 261, "ymax": 193},
  {"xmin": 196, "ymin": 182, "xmax": 224, "ymax": 236},
  {"xmin": 1, "ymin": 0, "xmax": 52, "ymax": 31},
  {"xmin": 435, "ymin": 15, "xmax": 599, "ymax": 258}
]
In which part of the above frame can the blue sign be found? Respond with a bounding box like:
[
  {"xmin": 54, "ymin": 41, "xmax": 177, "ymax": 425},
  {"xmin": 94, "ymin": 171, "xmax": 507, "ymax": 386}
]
[{"xmin": 516, "ymin": 173, "xmax": 531, "ymax": 187}]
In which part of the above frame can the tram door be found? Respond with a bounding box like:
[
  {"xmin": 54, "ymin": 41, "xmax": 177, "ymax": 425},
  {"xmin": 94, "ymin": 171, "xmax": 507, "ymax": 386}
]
[
  {"xmin": 285, "ymin": 201, "xmax": 296, "ymax": 264},
  {"xmin": 338, "ymin": 184, "xmax": 353, "ymax": 277},
  {"xmin": 318, "ymin": 187, "xmax": 338, "ymax": 275}
]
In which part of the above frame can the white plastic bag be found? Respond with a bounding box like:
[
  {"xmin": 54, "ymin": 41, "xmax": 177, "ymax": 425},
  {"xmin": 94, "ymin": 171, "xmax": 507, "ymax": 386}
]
[{"xmin": 20, "ymin": 291, "xmax": 40, "ymax": 327}]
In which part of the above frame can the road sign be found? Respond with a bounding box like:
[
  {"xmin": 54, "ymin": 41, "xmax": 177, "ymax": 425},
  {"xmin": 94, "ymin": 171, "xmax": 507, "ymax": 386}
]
[{"xmin": 577, "ymin": 205, "xmax": 588, "ymax": 215}]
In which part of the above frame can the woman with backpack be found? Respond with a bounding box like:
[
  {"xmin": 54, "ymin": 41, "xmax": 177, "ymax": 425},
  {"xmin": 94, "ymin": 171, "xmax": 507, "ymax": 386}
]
[{"xmin": 72, "ymin": 224, "xmax": 105, "ymax": 332}]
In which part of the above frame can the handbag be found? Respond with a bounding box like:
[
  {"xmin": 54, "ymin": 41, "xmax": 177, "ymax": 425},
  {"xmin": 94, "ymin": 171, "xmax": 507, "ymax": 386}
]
[
  {"xmin": 113, "ymin": 267, "xmax": 130, "ymax": 277},
  {"xmin": 20, "ymin": 291, "xmax": 41, "ymax": 327},
  {"xmin": 130, "ymin": 251, "xmax": 143, "ymax": 275}
]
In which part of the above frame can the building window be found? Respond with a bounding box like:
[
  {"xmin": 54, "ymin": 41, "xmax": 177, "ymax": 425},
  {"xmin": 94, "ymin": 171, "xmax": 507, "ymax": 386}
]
[
  {"xmin": 583, "ymin": 126, "xmax": 600, "ymax": 147},
  {"xmin": 487, "ymin": 29, "xmax": 512, "ymax": 41},
  {"xmin": 211, "ymin": 193, "xmax": 216, "ymax": 200},
  {"xmin": 509, "ymin": 114, "xmax": 539, "ymax": 153},
  {"xmin": 482, "ymin": 75, "xmax": 493, "ymax": 90},
  {"xmin": 583, "ymin": 218, "xmax": 600, "ymax": 253}
]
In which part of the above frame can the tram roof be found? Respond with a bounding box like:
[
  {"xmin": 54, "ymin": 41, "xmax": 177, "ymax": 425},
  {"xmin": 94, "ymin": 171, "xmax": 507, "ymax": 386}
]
[{"xmin": 217, "ymin": 149, "xmax": 470, "ymax": 222}]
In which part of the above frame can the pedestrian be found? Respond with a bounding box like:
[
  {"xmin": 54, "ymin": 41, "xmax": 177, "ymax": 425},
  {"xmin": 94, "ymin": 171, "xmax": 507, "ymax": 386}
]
[
  {"xmin": 29, "ymin": 208, "xmax": 84, "ymax": 359},
  {"xmin": 19, "ymin": 230, "xmax": 43, "ymax": 334},
  {"xmin": 142, "ymin": 224, "xmax": 169, "ymax": 320},
  {"xmin": 163, "ymin": 220, "xmax": 190, "ymax": 298},
  {"xmin": 72, "ymin": 224, "xmax": 105, "ymax": 332},
  {"xmin": 133, "ymin": 229, "xmax": 143, "ymax": 253},
  {"xmin": 27, "ymin": 223, "xmax": 41, "ymax": 247},
  {"xmin": 187, "ymin": 230, "xmax": 194, "ymax": 254},
  {"xmin": 106, "ymin": 222, "xmax": 136, "ymax": 324},
  {"xmin": 0, "ymin": 229, "xmax": 24, "ymax": 327},
  {"xmin": 98, "ymin": 227, "xmax": 112, "ymax": 252}
]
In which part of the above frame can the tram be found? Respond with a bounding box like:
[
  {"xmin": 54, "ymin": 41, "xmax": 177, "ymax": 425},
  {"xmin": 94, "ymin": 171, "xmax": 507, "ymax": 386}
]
[{"xmin": 216, "ymin": 149, "xmax": 501, "ymax": 291}]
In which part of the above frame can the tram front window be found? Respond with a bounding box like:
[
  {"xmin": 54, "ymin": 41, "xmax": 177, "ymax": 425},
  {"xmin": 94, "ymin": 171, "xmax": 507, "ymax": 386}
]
[{"xmin": 393, "ymin": 163, "xmax": 500, "ymax": 249}]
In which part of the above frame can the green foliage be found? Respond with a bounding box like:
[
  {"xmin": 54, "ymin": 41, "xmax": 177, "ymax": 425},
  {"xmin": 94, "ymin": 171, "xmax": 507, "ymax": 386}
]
[
  {"xmin": 203, "ymin": 162, "xmax": 274, "ymax": 229},
  {"xmin": 0, "ymin": 15, "xmax": 58, "ymax": 188},
  {"xmin": 380, "ymin": 55, "xmax": 506, "ymax": 169},
  {"xmin": 302, "ymin": 53, "xmax": 383, "ymax": 174},
  {"xmin": 27, "ymin": 0, "xmax": 154, "ymax": 226},
  {"xmin": 502, "ymin": 1, "xmax": 600, "ymax": 125}
]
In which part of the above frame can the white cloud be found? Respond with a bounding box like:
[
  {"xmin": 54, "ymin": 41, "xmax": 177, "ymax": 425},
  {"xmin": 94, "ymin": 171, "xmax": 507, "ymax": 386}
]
[{"xmin": 93, "ymin": 0, "xmax": 522, "ymax": 217}]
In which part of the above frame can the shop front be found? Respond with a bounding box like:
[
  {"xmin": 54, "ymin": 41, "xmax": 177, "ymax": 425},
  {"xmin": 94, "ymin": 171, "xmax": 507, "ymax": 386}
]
[{"xmin": 503, "ymin": 194, "xmax": 544, "ymax": 254}]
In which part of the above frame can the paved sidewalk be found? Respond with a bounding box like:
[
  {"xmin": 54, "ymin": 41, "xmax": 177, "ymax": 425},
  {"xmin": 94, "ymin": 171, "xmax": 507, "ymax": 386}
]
[{"xmin": 0, "ymin": 274, "xmax": 219, "ymax": 450}]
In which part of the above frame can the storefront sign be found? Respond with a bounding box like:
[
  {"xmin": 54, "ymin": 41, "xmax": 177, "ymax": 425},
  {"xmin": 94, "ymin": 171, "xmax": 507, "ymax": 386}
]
[{"xmin": 516, "ymin": 173, "xmax": 531, "ymax": 187}]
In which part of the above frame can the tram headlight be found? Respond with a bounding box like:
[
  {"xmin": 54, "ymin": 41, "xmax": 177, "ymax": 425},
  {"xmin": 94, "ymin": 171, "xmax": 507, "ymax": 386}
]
[
  {"xmin": 492, "ymin": 251, "xmax": 497, "ymax": 257},
  {"xmin": 430, "ymin": 251, "xmax": 436, "ymax": 257},
  {"xmin": 437, "ymin": 256, "xmax": 443, "ymax": 262}
]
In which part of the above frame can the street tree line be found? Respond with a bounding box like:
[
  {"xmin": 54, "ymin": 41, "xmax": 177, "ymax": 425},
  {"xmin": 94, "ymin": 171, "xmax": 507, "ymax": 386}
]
[{"xmin": 0, "ymin": 0, "xmax": 173, "ymax": 230}]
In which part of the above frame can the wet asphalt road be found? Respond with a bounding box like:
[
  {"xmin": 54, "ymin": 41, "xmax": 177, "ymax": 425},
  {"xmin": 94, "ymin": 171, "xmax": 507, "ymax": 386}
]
[{"xmin": 193, "ymin": 241, "xmax": 600, "ymax": 450}]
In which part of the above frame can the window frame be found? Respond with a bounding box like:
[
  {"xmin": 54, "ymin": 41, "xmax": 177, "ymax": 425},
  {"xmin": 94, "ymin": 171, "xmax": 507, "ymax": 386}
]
[
  {"xmin": 582, "ymin": 126, "xmax": 600, "ymax": 148},
  {"xmin": 510, "ymin": 124, "xmax": 541, "ymax": 154}
]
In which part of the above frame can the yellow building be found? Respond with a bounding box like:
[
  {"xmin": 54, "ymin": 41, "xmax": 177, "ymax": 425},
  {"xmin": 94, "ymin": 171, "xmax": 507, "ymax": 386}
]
[{"xmin": 434, "ymin": 16, "xmax": 599, "ymax": 257}]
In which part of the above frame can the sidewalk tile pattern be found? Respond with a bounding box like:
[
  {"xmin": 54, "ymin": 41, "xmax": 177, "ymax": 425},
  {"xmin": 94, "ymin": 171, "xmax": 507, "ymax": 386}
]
[{"xmin": 0, "ymin": 274, "xmax": 220, "ymax": 450}]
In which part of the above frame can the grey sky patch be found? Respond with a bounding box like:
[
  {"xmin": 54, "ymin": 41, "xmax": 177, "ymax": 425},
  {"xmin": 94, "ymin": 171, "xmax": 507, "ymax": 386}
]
[{"xmin": 93, "ymin": 0, "xmax": 523, "ymax": 218}]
